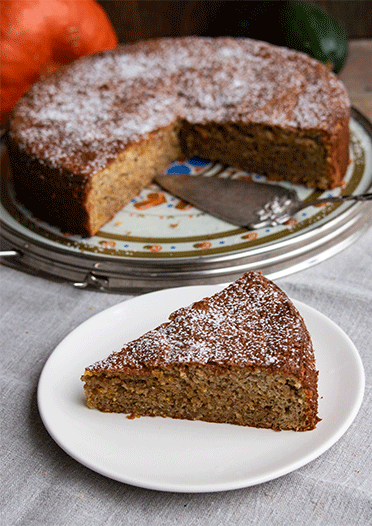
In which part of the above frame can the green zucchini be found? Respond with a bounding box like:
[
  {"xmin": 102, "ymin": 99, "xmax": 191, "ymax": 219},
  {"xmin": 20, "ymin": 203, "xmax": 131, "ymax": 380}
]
[
  {"xmin": 215, "ymin": 1, "xmax": 348, "ymax": 73},
  {"xmin": 279, "ymin": 1, "xmax": 348, "ymax": 73}
]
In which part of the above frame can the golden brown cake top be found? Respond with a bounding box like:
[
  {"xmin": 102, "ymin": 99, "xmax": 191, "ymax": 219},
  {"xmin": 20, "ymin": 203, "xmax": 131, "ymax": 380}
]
[
  {"xmin": 86, "ymin": 272, "xmax": 317, "ymax": 389},
  {"xmin": 9, "ymin": 37, "xmax": 349, "ymax": 179}
]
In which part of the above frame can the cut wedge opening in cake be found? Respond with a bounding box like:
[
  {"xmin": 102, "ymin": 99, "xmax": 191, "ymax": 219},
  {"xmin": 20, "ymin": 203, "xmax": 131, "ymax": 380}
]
[{"xmin": 81, "ymin": 272, "xmax": 320, "ymax": 431}]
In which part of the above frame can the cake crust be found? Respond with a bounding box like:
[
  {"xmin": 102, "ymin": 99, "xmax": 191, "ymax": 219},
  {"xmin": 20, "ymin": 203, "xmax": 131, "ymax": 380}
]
[
  {"xmin": 7, "ymin": 37, "xmax": 350, "ymax": 236},
  {"xmin": 82, "ymin": 272, "xmax": 320, "ymax": 431}
]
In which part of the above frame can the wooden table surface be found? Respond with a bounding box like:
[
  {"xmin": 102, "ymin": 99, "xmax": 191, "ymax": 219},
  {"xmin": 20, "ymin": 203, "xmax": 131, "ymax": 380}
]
[{"xmin": 339, "ymin": 39, "xmax": 372, "ymax": 121}]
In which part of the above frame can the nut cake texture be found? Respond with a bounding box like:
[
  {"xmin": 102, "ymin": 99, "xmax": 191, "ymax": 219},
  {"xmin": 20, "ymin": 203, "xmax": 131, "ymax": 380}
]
[
  {"xmin": 7, "ymin": 37, "xmax": 350, "ymax": 236},
  {"xmin": 81, "ymin": 272, "xmax": 320, "ymax": 431}
]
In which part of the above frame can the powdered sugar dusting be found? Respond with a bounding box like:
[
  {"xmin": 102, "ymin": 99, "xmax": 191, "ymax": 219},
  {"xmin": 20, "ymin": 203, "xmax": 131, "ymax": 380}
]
[
  {"xmin": 10, "ymin": 37, "xmax": 350, "ymax": 177},
  {"xmin": 87, "ymin": 272, "xmax": 315, "ymax": 379}
]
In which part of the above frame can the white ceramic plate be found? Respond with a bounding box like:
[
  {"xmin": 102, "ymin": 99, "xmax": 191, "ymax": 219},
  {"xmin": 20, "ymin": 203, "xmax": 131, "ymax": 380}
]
[{"xmin": 38, "ymin": 285, "xmax": 365, "ymax": 493}]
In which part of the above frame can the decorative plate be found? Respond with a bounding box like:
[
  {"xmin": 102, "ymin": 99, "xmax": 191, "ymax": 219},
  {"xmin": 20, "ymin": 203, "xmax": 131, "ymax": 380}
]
[{"xmin": 1, "ymin": 109, "xmax": 372, "ymax": 292}]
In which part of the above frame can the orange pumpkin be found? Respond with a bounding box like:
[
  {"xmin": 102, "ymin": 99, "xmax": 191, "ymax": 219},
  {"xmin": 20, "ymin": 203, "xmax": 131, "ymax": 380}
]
[{"xmin": 0, "ymin": 0, "xmax": 118, "ymax": 127}]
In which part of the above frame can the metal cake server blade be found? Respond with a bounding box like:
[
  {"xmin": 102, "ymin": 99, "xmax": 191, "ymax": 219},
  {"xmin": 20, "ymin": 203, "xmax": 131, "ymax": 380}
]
[{"xmin": 154, "ymin": 174, "xmax": 372, "ymax": 229}]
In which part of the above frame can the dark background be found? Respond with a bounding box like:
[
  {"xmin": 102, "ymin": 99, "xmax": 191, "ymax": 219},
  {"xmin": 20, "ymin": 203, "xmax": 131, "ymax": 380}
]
[{"xmin": 97, "ymin": 0, "xmax": 372, "ymax": 44}]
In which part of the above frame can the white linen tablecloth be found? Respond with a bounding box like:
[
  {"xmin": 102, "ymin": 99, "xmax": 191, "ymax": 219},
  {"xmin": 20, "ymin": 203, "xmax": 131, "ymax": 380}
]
[{"xmin": 1, "ymin": 220, "xmax": 371, "ymax": 526}]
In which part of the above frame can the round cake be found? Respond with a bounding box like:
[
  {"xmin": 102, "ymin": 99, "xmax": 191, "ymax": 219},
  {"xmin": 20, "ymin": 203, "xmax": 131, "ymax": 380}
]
[{"xmin": 6, "ymin": 37, "xmax": 350, "ymax": 236}]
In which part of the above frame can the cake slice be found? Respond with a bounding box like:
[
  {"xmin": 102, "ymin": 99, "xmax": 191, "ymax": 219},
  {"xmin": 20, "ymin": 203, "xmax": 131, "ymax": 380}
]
[{"xmin": 81, "ymin": 272, "xmax": 320, "ymax": 431}]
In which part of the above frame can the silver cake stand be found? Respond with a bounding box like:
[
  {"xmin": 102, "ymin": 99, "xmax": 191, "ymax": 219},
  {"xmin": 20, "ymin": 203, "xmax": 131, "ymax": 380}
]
[{"xmin": 1, "ymin": 108, "xmax": 372, "ymax": 293}]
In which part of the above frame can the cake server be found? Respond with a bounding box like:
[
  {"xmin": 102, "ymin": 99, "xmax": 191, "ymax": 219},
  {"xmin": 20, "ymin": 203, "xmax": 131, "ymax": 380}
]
[{"xmin": 154, "ymin": 174, "xmax": 372, "ymax": 229}]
